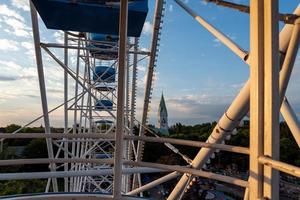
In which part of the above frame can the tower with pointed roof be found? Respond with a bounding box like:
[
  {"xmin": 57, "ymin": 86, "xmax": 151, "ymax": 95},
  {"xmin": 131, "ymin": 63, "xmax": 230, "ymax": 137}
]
[{"xmin": 157, "ymin": 93, "xmax": 169, "ymax": 135}]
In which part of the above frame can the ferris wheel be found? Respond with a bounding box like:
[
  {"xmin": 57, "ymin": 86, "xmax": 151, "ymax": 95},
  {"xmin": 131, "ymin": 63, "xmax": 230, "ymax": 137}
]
[{"xmin": 0, "ymin": 0, "xmax": 300, "ymax": 200}]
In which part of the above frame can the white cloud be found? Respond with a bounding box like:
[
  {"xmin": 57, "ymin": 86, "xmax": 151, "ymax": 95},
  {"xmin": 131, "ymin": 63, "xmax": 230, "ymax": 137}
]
[
  {"xmin": 0, "ymin": 4, "xmax": 24, "ymax": 22},
  {"xmin": 10, "ymin": 0, "xmax": 30, "ymax": 11},
  {"xmin": 4, "ymin": 28, "xmax": 11, "ymax": 34},
  {"xmin": 53, "ymin": 31, "xmax": 64, "ymax": 43},
  {"xmin": 213, "ymin": 33, "xmax": 237, "ymax": 47},
  {"xmin": 20, "ymin": 66, "xmax": 37, "ymax": 79},
  {"xmin": 137, "ymin": 65, "xmax": 146, "ymax": 72},
  {"xmin": 21, "ymin": 41, "xmax": 32, "ymax": 50},
  {"xmin": 227, "ymin": 33, "xmax": 236, "ymax": 41},
  {"xmin": 4, "ymin": 17, "xmax": 31, "ymax": 37},
  {"xmin": 142, "ymin": 21, "xmax": 153, "ymax": 36},
  {"xmin": 230, "ymin": 82, "xmax": 245, "ymax": 90},
  {"xmin": 0, "ymin": 58, "xmax": 66, "ymax": 114},
  {"xmin": 0, "ymin": 60, "xmax": 36, "ymax": 81},
  {"xmin": 0, "ymin": 39, "xmax": 19, "ymax": 51},
  {"xmin": 0, "ymin": 4, "xmax": 31, "ymax": 38},
  {"xmin": 200, "ymin": 1, "xmax": 208, "ymax": 6},
  {"xmin": 0, "ymin": 60, "xmax": 40, "ymax": 115},
  {"xmin": 169, "ymin": 5, "xmax": 173, "ymax": 12},
  {"xmin": 141, "ymin": 70, "xmax": 159, "ymax": 86},
  {"xmin": 213, "ymin": 38, "xmax": 221, "ymax": 47},
  {"xmin": 21, "ymin": 41, "xmax": 35, "ymax": 57},
  {"xmin": 160, "ymin": 94, "xmax": 230, "ymax": 123},
  {"xmin": 0, "ymin": 60, "xmax": 21, "ymax": 70},
  {"xmin": 136, "ymin": 92, "xmax": 232, "ymax": 125},
  {"xmin": 140, "ymin": 47, "xmax": 149, "ymax": 52},
  {"xmin": 169, "ymin": 94, "xmax": 231, "ymax": 106}
]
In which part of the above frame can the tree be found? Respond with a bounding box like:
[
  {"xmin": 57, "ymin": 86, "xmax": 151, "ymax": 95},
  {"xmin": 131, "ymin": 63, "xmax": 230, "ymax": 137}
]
[
  {"xmin": 5, "ymin": 124, "xmax": 21, "ymax": 133},
  {"xmin": 22, "ymin": 139, "xmax": 48, "ymax": 172},
  {"xmin": 0, "ymin": 180, "xmax": 47, "ymax": 195}
]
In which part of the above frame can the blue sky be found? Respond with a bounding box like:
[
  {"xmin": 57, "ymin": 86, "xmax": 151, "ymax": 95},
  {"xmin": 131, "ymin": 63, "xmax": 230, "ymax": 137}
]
[{"xmin": 0, "ymin": 0, "xmax": 299, "ymax": 127}]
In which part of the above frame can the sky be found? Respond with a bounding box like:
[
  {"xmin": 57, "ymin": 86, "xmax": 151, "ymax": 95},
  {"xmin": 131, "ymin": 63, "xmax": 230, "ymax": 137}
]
[{"xmin": 0, "ymin": 0, "xmax": 300, "ymax": 127}]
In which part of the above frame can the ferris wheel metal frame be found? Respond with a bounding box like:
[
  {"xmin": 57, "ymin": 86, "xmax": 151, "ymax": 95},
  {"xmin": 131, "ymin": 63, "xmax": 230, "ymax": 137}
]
[{"xmin": 0, "ymin": 0, "xmax": 300, "ymax": 200}]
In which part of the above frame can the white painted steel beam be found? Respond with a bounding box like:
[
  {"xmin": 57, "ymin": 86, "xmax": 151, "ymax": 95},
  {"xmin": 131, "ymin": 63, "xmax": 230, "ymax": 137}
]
[
  {"xmin": 29, "ymin": 0, "xmax": 58, "ymax": 192},
  {"xmin": 41, "ymin": 43, "xmax": 150, "ymax": 56},
  {"xmin": 135, "ymin": 0, "xmax": 165, "ymax": 191},
  {"xmin": 281, "ymin": 99, "xmax": 300, "ymax": 147},
  {"xmin": 3, "ymin": 193, "xmax": 146, "ymax": 200},
  {"xmin": 0, "ymin": 158, "xmax": 248, "ymax": 188},
  {"xmin": 0, "ymin": 134, "xmax": 249, "ymax": 154},
  {"xmin": 258, "ymin": 156, "xmax": 300, "ymax": 178},
  {"xmin": 127, "ymin": 161, "xmax": 249, "ymax": 188},
  {"xmin": 0, "ymin": 168, "xmax": 168, "ymax": 181},
  {"xmin": 263, "ymin": 0, "xmax": 280, "ymax": 198},
  {"xmin": 113, "ymin": 0, "xmax": 128, "ymax": 198},
  {"xmin": 64, "ymin": 31, "xmax": 69, "ymax": 192},
  {"xmin": 127, "ymin": 172, "xmax": 180, "ymax": 196}
]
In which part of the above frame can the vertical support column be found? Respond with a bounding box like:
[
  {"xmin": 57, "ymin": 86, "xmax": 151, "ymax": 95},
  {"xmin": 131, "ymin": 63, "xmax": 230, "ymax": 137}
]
[
  {"xmin": 126, "ymin": 49, "xmax": 130, "ymax": 128},
  {"xmin": 29, "ymin": 0, "xmax": 58, "ymax": 192},
  {"xmin": 113, "ymin": 0, "xmax": 128, "ymax": 198},
  {"xmin": 127, "ymin": 38, "xmax": 139, "ymax": 193},
  {"xmin": 73, "ymin": 35, "xmax": 81, "ymax": 192},
  {"xmin": 122, "ymin": 41, "xmax": 130, "ymax": 193},
  {"xmin": 135, "ymin": 0, "xmax": 164, "ymax": 191},
  {"xmin": 249, "ymin": 0, "xmax": 264, "ymax": 199},
  {"xmin": 85, "ymin": 35, "xmax": 93, "ymax": 135},
  {"xmin": 130, "ymin": 38, "xmax": 138, "ymax": 136},
  {"xmin": 263, "ymin": 0, "xmax": 280, "ymax": 199},
  {"xmin": 63, "ymin": 32, "xmax": 69, "ymax": 192}
]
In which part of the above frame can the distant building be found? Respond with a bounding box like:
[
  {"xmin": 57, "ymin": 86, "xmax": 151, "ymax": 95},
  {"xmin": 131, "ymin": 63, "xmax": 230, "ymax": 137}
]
[{"xmin": 156, "ymin": 93, "xmax": 169, "ymax": 135}]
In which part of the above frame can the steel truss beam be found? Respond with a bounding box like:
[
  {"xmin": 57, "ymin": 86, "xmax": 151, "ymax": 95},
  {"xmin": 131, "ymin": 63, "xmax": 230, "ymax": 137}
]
[
  {"xmin": 113, "ymin": 0, "xmax": 128, "ymax": 198},
  {"xmin": 29, "ymin": 1, "xmax": 58, "ymax": 192},
  {"xmin": 0, "ymin": 134, "xmax": 249, "ymax": 154},
  {"xmin": 0, "ymin": 159, "xmax": 248, "ymax": 189},
  {"xmin": 134, "ymin": 0, "xmax": 165, "ymax": 191},
  {"xmin": 41, "ymin": 43, "xmax": 150, "ymax": 56},
  {"xmin": 205, "ymin": 0, "xmax": 299, "ymax": 24},
  {"xmin": 249, "ymin": 1, "xmax": 280, "ymax": 198}
]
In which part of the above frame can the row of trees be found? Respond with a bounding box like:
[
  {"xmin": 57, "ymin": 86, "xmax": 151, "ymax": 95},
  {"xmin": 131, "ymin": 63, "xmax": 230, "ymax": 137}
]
[
  {"xmin": 144, "ymin": 121, "xmax": 299, "ymax": 168},
  {"xmin": 0, "ymin": 121, "xmax": 299, "ymax": 196},
  {"xmin": 0, "ymin": 124, "xmax": 58, "ymax": 195}
]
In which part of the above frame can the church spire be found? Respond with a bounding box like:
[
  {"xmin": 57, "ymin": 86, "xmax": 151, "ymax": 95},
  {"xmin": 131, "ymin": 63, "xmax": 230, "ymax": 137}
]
[
  {"xmin": 158, "ymin": 93, "xmax": 168, "ymax": 116},
  {"xmin": 157, "ymin": 93, "xmax": 169, "ymax": 135}
]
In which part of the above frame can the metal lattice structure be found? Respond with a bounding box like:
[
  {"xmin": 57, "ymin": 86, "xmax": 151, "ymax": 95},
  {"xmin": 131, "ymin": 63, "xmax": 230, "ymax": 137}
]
[{"xmin": 0, "ymin": 0, "xmax": 300, "ymax": 200}]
